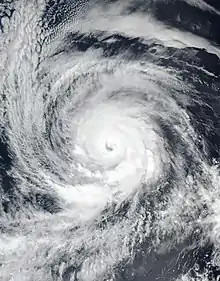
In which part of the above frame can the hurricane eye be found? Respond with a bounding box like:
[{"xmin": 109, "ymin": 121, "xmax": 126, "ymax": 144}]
[{"xmin": 105, "ymin": 142, "xmax": 115, "ymax": 152}]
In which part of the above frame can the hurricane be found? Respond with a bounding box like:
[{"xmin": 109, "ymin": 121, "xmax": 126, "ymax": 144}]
[{"xmin": 1, "ymin": 0, "xmax": 220, "ymax": 280}]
